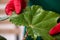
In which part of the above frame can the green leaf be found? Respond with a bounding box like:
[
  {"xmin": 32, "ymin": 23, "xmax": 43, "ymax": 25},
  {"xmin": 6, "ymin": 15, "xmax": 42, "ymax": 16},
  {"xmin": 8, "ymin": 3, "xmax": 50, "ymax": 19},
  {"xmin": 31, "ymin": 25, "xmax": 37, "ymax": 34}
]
[
  {"xmin": 10, "ymin": 13, "xmax": 28, "ymax": 26},
  {"xmin": 10, "ymin": 5, "xmax": 60, "ymax": 40},
  {"xmin": 0, "ymin": 36, "xmax": 6, "ymax": 40}
]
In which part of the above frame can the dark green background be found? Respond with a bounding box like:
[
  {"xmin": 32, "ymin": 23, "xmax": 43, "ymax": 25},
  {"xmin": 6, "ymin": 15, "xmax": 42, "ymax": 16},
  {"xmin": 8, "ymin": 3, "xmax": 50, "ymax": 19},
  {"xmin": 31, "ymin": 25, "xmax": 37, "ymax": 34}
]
[{"xmin": 28, "ymin": 0, "xmax": 60, "ymax": 13}]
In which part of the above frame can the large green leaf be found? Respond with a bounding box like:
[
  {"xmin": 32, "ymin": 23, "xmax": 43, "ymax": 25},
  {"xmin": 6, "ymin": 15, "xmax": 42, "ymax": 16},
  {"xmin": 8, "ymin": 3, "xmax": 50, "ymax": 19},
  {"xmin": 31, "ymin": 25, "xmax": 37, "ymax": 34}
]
[{"xmin": 10, "ymin": 5, "xmax": 60, "ymax": 40}]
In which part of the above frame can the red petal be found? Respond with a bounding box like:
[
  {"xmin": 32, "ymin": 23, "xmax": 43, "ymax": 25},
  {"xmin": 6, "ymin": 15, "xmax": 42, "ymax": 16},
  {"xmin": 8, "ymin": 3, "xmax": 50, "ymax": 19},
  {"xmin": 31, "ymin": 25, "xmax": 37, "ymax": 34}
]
[
  {"xmin": 5, "ymin": 0, "xmax": 14, "ymax": 15},
  {"xmin": 14, "ymin": 0, "xmax": 22, "ymax": 14},
  {"xmin": 49, "ymin": 23, "xmax": 60, "ymax": 36}
]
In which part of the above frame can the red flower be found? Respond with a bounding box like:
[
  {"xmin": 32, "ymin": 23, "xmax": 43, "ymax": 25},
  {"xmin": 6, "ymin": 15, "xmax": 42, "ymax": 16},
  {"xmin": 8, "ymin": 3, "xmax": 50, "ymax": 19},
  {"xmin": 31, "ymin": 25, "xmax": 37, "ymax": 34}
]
[
  {"xmin": 5, "ymin": 0, "xmax": 26, "ymax": 15},
  {"xmin": 5, "ymin": 0, "xmax": 14, "ymax": 15},
  {"xmin": 14, "ymin": 0, "xmax": 21, "ymax": 14},
  {"xmin": 49, "ymin": 23, "xmax": 60, "ymax": 36}
]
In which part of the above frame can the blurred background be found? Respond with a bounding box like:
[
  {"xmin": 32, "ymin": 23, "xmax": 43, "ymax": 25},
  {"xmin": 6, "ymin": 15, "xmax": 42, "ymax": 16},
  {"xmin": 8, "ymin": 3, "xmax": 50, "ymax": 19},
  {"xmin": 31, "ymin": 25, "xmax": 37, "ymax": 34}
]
[{"xmin": 0, "ymin": 0, "xmax": 23, "ymax": 40}]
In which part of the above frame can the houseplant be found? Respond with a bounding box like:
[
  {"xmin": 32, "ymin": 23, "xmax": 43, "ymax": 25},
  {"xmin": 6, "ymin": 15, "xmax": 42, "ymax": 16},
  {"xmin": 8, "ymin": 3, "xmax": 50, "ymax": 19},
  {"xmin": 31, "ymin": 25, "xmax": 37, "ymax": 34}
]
[{"xmin": 10, "ymin": 5, "xmax": 60, "ymax": 40}]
